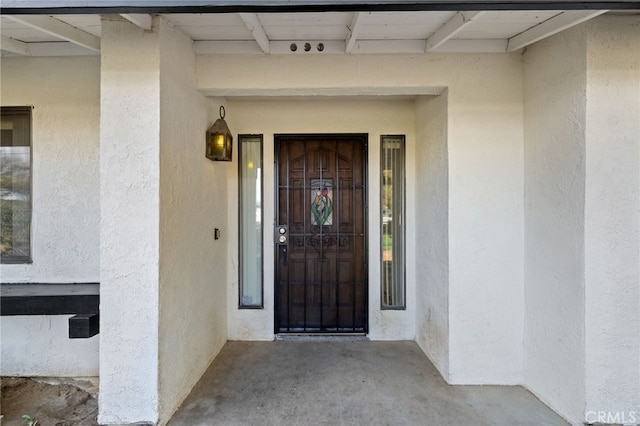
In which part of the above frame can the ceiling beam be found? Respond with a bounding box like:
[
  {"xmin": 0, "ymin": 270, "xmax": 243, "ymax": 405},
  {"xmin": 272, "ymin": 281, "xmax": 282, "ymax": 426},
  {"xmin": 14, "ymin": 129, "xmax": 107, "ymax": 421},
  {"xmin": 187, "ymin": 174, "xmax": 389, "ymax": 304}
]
[
  {"xmin": 425, "ymin": 11, "xmax": 482, "ymax": 52},
  {"xmin": 0, "ymin": 36, "xmax": 31, "ymax": 56},
  {"xmin": 5, "ymin": 15, "xmax": 100, "ymax": 52},
  {"xmin": 345, "ymin": 12, "xmax": 363, "ymax": 54},
  {"xmin": 238, "ymin": 13, "xmax": 270, "ymax": 54},
  {"xmin": 507, "ymin": 9, "xmax": 608, "ymax": 51},
  {"xmin": 120, "ymin": 13, "xmax": 153, "ymax": 30},
  {"xmin": 199, "ymin": 86, "xmax": 445, "ymax": 98},
  {"xmin": 199, "ymin": 39, "xmax": 512, "ymax": 56}
]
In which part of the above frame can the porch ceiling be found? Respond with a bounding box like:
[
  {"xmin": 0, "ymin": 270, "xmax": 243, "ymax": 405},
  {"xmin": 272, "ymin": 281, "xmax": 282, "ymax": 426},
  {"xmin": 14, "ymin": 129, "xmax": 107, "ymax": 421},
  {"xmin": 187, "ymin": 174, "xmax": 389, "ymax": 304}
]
[{"xmin": 0, "ymin": 8, "xmax": 637, "ymax": 57}]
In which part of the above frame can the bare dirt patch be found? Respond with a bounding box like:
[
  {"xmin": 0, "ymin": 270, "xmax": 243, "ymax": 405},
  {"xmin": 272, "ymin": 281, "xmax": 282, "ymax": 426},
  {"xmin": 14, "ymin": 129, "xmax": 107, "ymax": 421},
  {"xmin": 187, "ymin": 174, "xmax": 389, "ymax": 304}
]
[{"xmin": 1, "ymin": 377, "xmax": 98, "ymax": 426}]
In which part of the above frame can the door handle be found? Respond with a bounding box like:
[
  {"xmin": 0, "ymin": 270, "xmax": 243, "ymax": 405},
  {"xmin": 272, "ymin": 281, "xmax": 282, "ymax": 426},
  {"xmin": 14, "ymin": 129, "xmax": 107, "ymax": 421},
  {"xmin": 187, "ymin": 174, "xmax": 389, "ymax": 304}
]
[{"xmin": 280, "ymin": 245, "xmax": 288, "ymax": 266}]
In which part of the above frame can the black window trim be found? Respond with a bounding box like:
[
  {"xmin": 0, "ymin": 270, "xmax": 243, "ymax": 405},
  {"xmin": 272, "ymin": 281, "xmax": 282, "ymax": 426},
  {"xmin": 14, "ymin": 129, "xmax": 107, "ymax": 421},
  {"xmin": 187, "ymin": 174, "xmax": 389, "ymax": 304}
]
[
  {"xmin": 1, "ymin": 106, "xmax": 33, "ymax": 264},
  {"xmin": 238, "ymin": 134, "xmax": 264, "ymax": 309}
]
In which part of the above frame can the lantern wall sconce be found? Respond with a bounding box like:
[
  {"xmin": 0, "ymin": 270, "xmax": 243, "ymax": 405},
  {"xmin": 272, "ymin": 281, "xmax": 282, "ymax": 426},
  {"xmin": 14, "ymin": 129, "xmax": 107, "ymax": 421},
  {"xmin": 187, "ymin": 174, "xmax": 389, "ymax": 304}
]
[{"xmin": 206, "ymin": 106, "xmax": 233, "ymax": 161}]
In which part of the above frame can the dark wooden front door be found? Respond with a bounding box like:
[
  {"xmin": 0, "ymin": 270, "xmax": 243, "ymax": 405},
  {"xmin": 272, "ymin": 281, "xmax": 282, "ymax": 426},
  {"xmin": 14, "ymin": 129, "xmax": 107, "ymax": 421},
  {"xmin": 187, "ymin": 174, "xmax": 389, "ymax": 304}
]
[{"xmin": 275, "ymin": 134, "xmax": 367, "ymax": 333}]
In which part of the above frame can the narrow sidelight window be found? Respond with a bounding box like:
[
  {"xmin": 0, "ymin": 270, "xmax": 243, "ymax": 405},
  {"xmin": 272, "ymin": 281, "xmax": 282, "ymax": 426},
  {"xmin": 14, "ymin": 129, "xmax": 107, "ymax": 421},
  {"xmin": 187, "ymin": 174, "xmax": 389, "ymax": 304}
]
[
  {"xmin": 239, "ymin": 135, "xmax": 263, "ymax": 308},
  {"xmin": 1, "ymin": 107, "xmax": 32, "ymax": 263},
  {"xmin": 381, "ymin": 135, "xmax": 405, "ymax": 309}
]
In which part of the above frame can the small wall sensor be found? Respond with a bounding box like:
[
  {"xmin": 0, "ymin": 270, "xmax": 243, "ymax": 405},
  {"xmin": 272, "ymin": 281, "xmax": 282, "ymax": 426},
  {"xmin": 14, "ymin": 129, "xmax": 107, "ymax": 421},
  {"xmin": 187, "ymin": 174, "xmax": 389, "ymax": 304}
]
[{"xmin": 214, "ymin": 228, "xmax": 221, "ymax": 240}]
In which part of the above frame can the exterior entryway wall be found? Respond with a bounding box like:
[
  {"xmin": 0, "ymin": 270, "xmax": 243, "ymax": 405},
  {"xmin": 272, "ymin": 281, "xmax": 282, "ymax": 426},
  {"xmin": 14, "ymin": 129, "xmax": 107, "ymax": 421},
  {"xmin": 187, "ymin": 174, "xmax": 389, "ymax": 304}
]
[
  {"xmin": 99, "ymin": 16, "xmax": 228, "ymax": 424},
  {"xmin": 3, "ymin": 13, "xmax": 637, "ymax": 426},
  {"xmin": 523, "ymin": 15, "xmax": 640, "ymax": 423},
  {"xmin": 225, "ymin": 98, "xmax": 418, "ymax": 341},
  {"xmin": 0, "ymin": 56, "xmax": 101, "ymax": 377},
  {"xmin": 202, "ymin": 53, "xmax": 526, "ymax": 386}
]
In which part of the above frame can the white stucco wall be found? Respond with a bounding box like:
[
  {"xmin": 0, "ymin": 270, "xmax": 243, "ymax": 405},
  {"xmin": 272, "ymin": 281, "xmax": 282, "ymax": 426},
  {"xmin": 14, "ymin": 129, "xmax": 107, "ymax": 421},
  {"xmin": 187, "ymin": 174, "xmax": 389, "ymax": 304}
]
[
  {"xmin": 100, "ymin": 16, "xmax": 229, "ymax": 425},
  {"xmin": 524, "ymin": 16, "xmax": 640, "ymax": 424},
  {"xmin": 224, "ymin": 98, "xmax": 417, "ymax": 341},
  {"xmin": 157, "ymin": 18, "xmax": 228, "ymax": 424},
  {"xmin": 198, "ymin": 53, "xmax": 524, "ymax": 384},
  {"xmin": 523, "ymin": 24, "xmax": 588, "ymax": 423},
  {"xmin": 445, "ymin": 56, "xmax": 524, "ymax": 386},
  {"xmin": 0, "ymin": 316, "xmax": 99, "ymax": 376},
  {"xmin": 2, "ymin": 12, "xmax": 637, "ymax": 426},
  {"xmin": 0, "ymin": 57, "xmax": 100, "ymax": 283},
  {"xmin": 99, "ymin": 16, "xmax": 161, "ymax": 424},
  {"xmin": 583, "ymin": 15, "xmax": 640, "ymax": 420},
  {"xmin": 414, "ymin": 93, "xmax": 449, "ymax": 379},
  {"xmin": 0, "ymin": 56, "xmax": 100, "ymax": 376}
]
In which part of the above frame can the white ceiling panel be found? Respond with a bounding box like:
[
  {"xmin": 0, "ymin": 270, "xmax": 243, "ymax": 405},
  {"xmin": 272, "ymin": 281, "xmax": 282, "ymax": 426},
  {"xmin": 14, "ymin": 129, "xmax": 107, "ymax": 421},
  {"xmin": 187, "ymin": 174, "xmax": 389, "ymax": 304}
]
[
  {"xmin": 474, "ymin": 10, "xmax": 562, "ymax": 23},
  {"xmin": 2, "ymin": 28, "xmax": 61, "ymax": 42},
  {"xmin": 264, "ymin": 25, "xmax": 349, "ymax": 40},
  {"xmin": 163, "ymin": 13, "xmax": 246, "ymax": 26},
  {"xmin": 358, "ymin": 24, "xmax": 443, "ymax": 40},
  {"xmin": 2, "ymin": 9, "xmax": 614, "ymax": 57},
  {"xmin": 461, "ymin": 21, "xmax": 542, "ymax": 33},
  {"xmin": 26, "ymin": 41, "xmax": 100, "ymax": 56},
  {"xmin": 52, "ymin": 14, "xmax": 101, "ymax": 27},
  {"xmin": 362, "ymin": 11, "xmax": 456, "ymax": 24},
  {"xmin": 456, "ymin": 22, "xmax": 548, "ymax": 39},
  {"xmin": 52, "ymin": 14, "xmax": 102, "ymax": 36},
  {"xmin": 455, "ymin": 29, "xmax": 526, "ymax": 39},
  {"xmin": 257, "ymin": 12, "xmax": 351, "ymax": 26},
  {"xmin": 179, "ymin": 25, "xmax": 253, "ymax": 40},
  {"xmin": 1, "ymin": 16, "xmax": 24, "ymax": 28}
]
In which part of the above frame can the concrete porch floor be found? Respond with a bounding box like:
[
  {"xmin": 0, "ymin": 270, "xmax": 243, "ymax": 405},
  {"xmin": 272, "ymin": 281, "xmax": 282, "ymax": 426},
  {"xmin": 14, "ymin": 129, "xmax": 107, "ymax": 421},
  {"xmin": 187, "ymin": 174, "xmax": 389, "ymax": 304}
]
[{"xmin": 169, "ymin": 340, "xmax": 567, "ymax": 426}]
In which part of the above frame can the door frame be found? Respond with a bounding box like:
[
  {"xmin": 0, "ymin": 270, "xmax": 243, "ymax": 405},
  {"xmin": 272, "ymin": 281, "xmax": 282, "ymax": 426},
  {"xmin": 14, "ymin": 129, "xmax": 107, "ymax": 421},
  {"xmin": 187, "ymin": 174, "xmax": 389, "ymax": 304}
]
[{"xmin": 273, "ymin": 133, "xmax": 369, "ymax": 334}]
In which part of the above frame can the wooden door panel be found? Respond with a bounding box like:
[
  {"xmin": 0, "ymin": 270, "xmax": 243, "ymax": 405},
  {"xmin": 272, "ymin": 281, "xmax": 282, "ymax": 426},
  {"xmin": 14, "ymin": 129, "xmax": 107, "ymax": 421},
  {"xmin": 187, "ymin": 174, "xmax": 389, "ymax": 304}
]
[{"xmin": 276, "ymin": 135, "xmax": 367, "ymax": 333}]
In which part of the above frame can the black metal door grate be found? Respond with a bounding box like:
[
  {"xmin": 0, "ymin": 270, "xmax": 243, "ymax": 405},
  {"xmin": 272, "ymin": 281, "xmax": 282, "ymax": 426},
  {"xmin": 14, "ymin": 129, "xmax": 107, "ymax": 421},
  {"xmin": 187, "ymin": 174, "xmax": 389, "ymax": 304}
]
[{"xmin": 275, "ymin": 134, "xmax": 368, "ymax": 333}]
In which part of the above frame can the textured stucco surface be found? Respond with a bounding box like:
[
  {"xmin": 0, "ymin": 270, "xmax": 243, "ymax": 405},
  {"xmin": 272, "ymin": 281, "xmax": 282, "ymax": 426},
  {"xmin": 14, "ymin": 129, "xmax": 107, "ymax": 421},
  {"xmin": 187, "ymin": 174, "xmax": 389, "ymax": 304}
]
[
  {"xmin": 414, "ymin": 93, "xmax": 449, "ymax": 380},
  {"xmin": 157, "ymin": 18, "xmax": 228, "ymax": 425},
  {"xmin": 3, "ymin": 13, "xmax": 636, "ymax": 425},
  {"xmin": 200, "ymin": 53, "xmax": 525, "ymax": 384},
  {"xmin": 225, "ymin": 98, "xmax": 417, "ymax": 342},
  {"xmin": 99, "ymin": 16, "xmax": 229, "ymax": 425},
  {"xmin": 0, "ymin": 56, "xmax": 100, "ymax": 376},
  {"xmin": 444, "ymin": 54, "xmax": 524, "ymax": 386},
  {"xmin": 583, "ymin": 15, "xmax": 640, "ymax": 420},
  {"xmin": 99, "ymin": 16, "xmax": 161, "ymax": 425},
  {"xmin": 0, "ymin": 57, "xmax": 100, "ymax": 283},
  {"xmin": 524, "ymin": 15, "xmax": 640, "ymax": 424},
  {"xmin": 0, "ymin": 316, "xmax": 98, "ymax": 376},
  {"xmin": 524, "ymin": 24, "xmax": 588, "ymax": 423}
]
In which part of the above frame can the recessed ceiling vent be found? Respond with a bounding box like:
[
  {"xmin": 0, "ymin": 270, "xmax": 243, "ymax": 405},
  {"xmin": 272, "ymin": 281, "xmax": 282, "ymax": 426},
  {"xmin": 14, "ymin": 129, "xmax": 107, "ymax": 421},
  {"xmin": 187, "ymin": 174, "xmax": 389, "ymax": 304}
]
[{"xmin": 289, "ymin": 42, "xmax": 325, "ymax": 53}]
